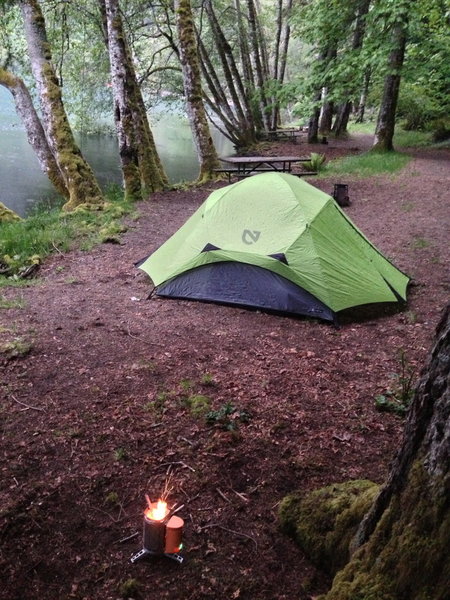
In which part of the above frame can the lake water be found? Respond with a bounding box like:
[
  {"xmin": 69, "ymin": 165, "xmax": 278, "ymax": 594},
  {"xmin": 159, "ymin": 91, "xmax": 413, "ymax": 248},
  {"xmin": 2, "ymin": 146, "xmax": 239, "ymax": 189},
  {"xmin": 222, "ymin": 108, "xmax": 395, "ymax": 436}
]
[{"xmin": 0, "ymin": 87, "xmax": 232, "ymax": 216}]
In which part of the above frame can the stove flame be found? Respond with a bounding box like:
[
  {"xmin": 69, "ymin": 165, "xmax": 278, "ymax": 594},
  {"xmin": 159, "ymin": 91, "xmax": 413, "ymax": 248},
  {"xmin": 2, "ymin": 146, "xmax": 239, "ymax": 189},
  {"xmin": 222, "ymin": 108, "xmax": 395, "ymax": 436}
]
[{"xmin": 145, "ymin": 499, "xmax": 168, "ymax": 521}]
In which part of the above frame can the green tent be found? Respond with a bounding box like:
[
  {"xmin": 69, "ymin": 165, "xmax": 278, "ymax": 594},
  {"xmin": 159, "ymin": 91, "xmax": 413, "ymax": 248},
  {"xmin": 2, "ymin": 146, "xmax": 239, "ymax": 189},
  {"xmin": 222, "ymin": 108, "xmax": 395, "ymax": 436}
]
[{"xmin": 138, "ymin": 173, "xmax": 409, "ymax": 322}]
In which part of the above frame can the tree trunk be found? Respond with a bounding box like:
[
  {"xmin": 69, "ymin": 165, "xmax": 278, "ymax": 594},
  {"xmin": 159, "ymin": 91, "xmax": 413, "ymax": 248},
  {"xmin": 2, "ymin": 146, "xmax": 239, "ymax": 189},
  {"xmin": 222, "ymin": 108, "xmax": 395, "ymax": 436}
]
[
  {"xmin": 0, "ymin": 67, "xmax": 68, "ymax": 199},
  {"xmin": 308, "ymin": 91, "xmax": 322, "ymax": 143},
  {"xmin": 325, "ymin": 304, "xmax": 450, "ymax": 599},
  {"xmin": 319, "ymin": 89, "xmax": 333, "ymax": 134},
  {"xmin": 332, "ymin": 0, "xmax": 371, "ymax": 136},
  {"xmin": 372, "ymin": 18, "xmax": 408, "ymax": 151},
  {"xmin": 246, "ymin": 0, "xmax": 271, "ymax": 131},
  {"xmin": 102, "ymin": 0, "xmax": 168, "ymax": 201},
  {"xmin": 19, "ymin": 0, "xmax": 103, "ymax": 211},
  {"xmin": 175, "ymin": 0, "xmax": 219, "ymax": 182},
  {"xmin": 355, "ymin": 68, "xmax": 371, "ymax": 123},
  {"xmin": 332, "ymin": 100, "xmax": 352, "ymax": 137},
  {"xmin": 281, "ymin": 304, "xmax": 450, "ymax": 600},
  {"xmin": 201, "ymin": 0, "xmax": 257, "ymax": 148},
  {"xmin": 271, "ymin": 0, "xmax": 293, "ymax": 130}
]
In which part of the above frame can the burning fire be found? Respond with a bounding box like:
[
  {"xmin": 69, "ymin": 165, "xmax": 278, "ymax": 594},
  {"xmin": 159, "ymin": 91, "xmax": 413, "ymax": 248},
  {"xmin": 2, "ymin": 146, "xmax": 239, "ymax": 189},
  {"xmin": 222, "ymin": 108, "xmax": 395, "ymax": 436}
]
[{"xmin": 145, "ymin": 499, "xmax": 168, "ymax": 521}]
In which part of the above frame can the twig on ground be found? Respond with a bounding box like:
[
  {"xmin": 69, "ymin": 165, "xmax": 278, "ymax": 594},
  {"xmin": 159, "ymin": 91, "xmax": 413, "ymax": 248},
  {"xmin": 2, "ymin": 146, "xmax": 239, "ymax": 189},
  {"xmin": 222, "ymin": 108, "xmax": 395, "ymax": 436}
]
[
  {"xmin": 232, "ymin": 489, "xmax": 250, "ymax": 503},
  {"xmin": 114, "ymin": 531, "xmax": 140, "ymax": 544},
  {"xmin": 180, "ymin": 436, "xmax": 194, "ymax": 446},
  {"xmin": 159, "ymin": 461, "xmax": 196, "ymax": 472},
  {"xmin": 52, "ymin": 242, "xmax": 64, "ymax": 255},
  {"xmin": 198, "ymin": 523, "xmax": 258, "ymax": 550},
  {"xmin": 216, "ymin": 487, "xmax": 231, "ymax": 503},
  {"xmin": 11, "ymin": 394, "xmax": 45, "ymax": 412}
]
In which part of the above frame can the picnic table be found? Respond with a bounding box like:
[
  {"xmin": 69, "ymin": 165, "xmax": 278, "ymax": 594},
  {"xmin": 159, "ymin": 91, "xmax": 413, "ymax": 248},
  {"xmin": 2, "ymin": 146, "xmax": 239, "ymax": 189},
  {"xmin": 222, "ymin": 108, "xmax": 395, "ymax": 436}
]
[
  {"xmin": 217, "ymin": 155, "xmax": 313, "ymax": 182},
  {"xmin": 266, "ymin": 128, "xmax": 303, "ymax": 143}
]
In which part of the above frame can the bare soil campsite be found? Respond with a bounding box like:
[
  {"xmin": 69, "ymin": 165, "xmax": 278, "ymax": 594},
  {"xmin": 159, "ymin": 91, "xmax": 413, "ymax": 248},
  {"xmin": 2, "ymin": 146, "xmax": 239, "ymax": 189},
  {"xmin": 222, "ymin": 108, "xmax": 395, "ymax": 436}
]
[{"xmin": 1, "ymin": 136, "xmax": 449, "ymax": 600}]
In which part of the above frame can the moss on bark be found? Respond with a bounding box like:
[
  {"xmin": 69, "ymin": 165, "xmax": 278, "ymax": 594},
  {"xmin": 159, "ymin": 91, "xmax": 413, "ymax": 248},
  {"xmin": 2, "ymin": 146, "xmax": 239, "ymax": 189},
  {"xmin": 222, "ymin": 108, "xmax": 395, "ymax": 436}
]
[
  {"xmin": 176, "ymin": 0, "xmax": 220, "ymax": 181},
  {"xmin": 279, "ymin": 480, "xmax": 379, "ymax": 575},
  {"xmin": 21, "ymin": 0, "xmax": 104, "ymax": 211},
  {"xmin": 323, "ymin": 462, "xmax": 450, "ymax": 600},
  {"xmin": 0, "ymin": 202, "xmax": 22, "ymax": 223}
]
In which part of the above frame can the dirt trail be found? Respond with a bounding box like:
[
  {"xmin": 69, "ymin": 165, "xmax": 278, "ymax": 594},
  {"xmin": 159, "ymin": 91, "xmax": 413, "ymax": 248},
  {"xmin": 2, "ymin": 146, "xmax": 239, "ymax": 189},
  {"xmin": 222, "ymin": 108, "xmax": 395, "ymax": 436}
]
[{"xmin": 1, "ymin": 137, "xmax": 449, "ymax": 600}]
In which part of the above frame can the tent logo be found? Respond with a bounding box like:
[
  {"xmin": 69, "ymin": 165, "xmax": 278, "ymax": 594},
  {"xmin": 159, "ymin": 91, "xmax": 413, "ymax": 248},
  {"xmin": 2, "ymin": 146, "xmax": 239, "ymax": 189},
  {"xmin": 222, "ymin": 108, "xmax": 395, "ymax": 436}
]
[{"xmin": 242, "ymin": 229, "xmax": 261, "ymax": 245}]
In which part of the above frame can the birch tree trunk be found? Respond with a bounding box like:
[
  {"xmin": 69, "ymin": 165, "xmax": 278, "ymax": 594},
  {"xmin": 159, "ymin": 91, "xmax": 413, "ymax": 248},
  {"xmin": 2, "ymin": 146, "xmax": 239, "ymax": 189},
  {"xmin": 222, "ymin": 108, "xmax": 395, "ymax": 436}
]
[
  {"xmin": 175, "ymin": 0, "xmax": 219, "ymax": 182},
  {"xmin": 0, "ymin": 68, "xmax": 68, "ymax": 199},
  {"xmin": 372, "ymin": 15, "xmax": 408, "ymax": 151},
  {"xmin": 19, "ymin": 0, "xmax": 103, "ymax": 211}
]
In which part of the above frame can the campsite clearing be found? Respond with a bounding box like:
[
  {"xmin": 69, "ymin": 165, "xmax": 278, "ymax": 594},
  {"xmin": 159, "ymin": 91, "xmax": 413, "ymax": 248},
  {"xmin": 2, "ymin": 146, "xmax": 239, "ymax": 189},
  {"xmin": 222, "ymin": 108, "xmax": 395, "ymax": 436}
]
[{"xmin": 0, "ymin": 135, "xmax": 449, "ymax": 600}]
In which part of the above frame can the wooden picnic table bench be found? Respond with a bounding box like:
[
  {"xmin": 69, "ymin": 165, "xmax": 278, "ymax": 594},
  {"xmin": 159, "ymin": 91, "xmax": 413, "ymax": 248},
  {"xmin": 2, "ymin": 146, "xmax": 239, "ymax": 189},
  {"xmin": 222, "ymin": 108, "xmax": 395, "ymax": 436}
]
[
  {"xmin": 216, "ymin": 155, "xmax": 314, "ymax": 182},
  {"xmin": 265, "ymin": 128, "xmax": 304, "ymax": 143}
]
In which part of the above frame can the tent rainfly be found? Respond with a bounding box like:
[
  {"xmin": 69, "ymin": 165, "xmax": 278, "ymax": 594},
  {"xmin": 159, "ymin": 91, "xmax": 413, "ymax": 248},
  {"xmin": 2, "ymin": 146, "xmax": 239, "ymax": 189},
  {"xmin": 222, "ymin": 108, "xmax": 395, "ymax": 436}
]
[{"xmin": 137, "ymin": 173, "xmax": 409, "ymax": 323}]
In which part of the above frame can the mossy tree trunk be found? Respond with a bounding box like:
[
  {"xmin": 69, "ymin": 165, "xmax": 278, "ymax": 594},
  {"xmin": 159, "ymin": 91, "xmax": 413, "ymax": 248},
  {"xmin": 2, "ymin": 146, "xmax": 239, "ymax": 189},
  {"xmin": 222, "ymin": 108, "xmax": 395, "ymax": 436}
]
[
  {"xmin": 200, "ymin": 0, "xmax": 257, "ymax": 149},
  {"xmin": 19, "ymin": 0, "xmax": 103, "ymax": 211},
  {"xmin": 0, "ymin": 67, "xmax": 68, "ymax": 199},
  {"xmin": 328, "ymin": 303, "xmax": 450, "ymax": 600},
  {"xmin": 175, "ymin": 0, "xmax": 220, "ymax": 182},
  {"xmin": 281, "ymin": 304, "xmax": 450, "ymax": 600},
  {"xmin": 372, "ymin": 7, "xmax": 409, "ymax": 152},
  {"xmin": 101, "ymin": 0, "xmax": 167, "ymax": 200}
]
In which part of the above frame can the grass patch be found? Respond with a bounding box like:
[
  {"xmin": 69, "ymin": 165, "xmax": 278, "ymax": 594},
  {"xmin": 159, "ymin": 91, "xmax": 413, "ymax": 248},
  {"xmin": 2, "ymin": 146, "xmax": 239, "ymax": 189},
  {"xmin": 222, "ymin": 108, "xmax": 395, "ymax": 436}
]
[
  {"xmin": 324, "ymin": 151, "xmax": 410, "ymax": 178},
  {"xmin": 0, "ymin": 337, "xmax": 33, "ymax": 359},
  {"xmin": 393, "ymin": 128, "xmax": 433, "ymax": 148},
  {"xmin": 0, "ymin": 295, "xmax": 25, "ymax": 309},
  {"xmin": 412, "ymin": 236, "xmax": 430, "ymax": 249},
  {"xmin": 347, "ymin": 121, "xmax": 376, "ymax": 135},
  {"xmin": 0, "ymin": 185, "xmax": 135, "ymax": 281}
]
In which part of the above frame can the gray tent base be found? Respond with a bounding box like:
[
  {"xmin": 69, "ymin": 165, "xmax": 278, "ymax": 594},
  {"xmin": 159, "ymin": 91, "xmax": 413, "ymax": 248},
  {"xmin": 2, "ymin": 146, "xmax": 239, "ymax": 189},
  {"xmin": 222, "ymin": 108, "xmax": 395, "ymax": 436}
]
[{"xmin": 155, "ymin": 262, "xmax": 337, "ymax": 323}]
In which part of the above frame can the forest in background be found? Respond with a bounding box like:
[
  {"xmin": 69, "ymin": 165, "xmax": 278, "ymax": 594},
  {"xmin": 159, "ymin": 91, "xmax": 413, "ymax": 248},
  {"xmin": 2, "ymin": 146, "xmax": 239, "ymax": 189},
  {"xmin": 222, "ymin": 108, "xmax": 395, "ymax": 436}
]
[{"xmin": 1, "ymin": 0, "xmax": 449, "ymax": 208}]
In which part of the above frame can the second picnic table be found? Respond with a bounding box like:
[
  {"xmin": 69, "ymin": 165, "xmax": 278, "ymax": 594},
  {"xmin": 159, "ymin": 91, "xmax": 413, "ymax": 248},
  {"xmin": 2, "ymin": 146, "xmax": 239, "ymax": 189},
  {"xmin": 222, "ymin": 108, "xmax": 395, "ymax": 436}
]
[{"xmin": 218, "ymin": 155, "xmax": 309, "ymax": 180}]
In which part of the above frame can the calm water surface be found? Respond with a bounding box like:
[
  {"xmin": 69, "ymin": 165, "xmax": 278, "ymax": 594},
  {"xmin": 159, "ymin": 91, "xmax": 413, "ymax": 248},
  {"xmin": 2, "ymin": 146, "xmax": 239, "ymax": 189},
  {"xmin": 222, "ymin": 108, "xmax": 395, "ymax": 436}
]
[{"xmin": 0, "ymin": 88, "xmax": 232, "ymax": 217}]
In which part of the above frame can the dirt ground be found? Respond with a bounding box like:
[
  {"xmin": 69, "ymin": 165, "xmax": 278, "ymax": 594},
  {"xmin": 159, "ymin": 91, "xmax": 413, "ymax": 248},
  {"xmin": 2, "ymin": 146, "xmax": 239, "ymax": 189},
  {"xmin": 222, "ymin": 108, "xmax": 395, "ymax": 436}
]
[{"xmin": 1, "ymin": 135, "xmax": 449, "ymax": 600}]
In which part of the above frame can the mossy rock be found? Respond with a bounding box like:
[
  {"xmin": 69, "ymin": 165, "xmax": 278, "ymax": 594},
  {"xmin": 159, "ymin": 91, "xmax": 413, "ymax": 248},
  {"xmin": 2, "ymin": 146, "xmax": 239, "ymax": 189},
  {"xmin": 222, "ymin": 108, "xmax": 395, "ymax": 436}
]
[
  {"xmin": 0, "ymin": 202, "xmax": 21, "ymax": 223},
  {"xmin": 279, "ymin": 480, "xmax": 379, "ymax": 574}
]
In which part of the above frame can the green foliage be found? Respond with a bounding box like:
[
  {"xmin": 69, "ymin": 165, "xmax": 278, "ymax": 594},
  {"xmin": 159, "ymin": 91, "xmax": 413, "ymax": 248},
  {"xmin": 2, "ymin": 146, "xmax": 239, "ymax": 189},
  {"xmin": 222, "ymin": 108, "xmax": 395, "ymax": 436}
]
[
  {"xmin": 105, "ymin": 491, "xmax": 119, "ymax": 505},
  {"xmin": 325, "ymin": 151, "xmax": 410, "ymax": 177},
  {"xmin": 397, "ymin": 83, "xmax": 440, "ymax": 131},
  {"xmin": 375, "ymin": 350, "xmax": 415, "ymax": 417},
  {"xmin": 114, "ymin": 447, "xmax": 128, "ymax": 461},
  {"xmin": 0, "ymin": 337, "xmax": 33, "ymax": 358},
  {"xmin": 412, "ymin": 237, "xmax": 430, "ymax": 250},
  {"xmin": 304, "ymin": 152, "xmax": 326, "ymax": 172},
  {"xmin": 180, "ymin": 378, "xmax": 194, "ymax": 392},
  {"xmin": 0, "ymin": 294, "xmax": 25, "ymax": 309},
  {"xmin": 431, "ymin": 119, "xmax": 450, "ymax": 143},
  {"xmin": 119, "ymin": 578, "xmax": 141, "ymax": 599},
  {"xmin": 144, "ymin": 391, "xmax": 170, "ymax": 415},
  {"xmin": 186, "ymin": 394, "xmax": 212, "ymax": 417},
  {"xmin": 201, "ymin": 373, "xmax": 215, "ymax": 386},
  {"xmin": 205, "ymin": 402, "xmax": 251, "ymax": 431},
  {"xmin": 393, "ymin": 129, "xmax": 433, "ymax": 148},
  {"xmin": 0, "ymin": 187, "xmax": 133, "ymax": 280}
]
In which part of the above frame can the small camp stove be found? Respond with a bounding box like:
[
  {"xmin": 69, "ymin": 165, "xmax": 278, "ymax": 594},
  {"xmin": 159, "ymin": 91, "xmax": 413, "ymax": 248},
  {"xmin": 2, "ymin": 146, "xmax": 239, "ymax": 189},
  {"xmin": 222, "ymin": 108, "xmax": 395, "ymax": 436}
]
[{"xmin": 130, "ymin": 499, "xmax": 184, "ymax": 565}]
